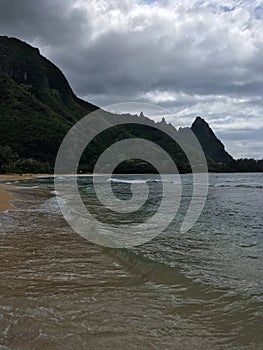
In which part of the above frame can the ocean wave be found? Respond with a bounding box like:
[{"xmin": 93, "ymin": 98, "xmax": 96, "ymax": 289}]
[
  {"xmin": 214, "ymin": 183, "xmax": 263, "ymax": 189},
  {"xmin": 40, "ymin": 196, "xmax": 61, "ymax": 213},
  {"xmin": 16, "ymin": 185, "xmax": 40, "ymax": 189},
  {"xmin": 107, "ymin": 178, "xmax": 163, "ymax": 184},
  {"xmin": 1, "ymin": 209, "xmax": 16, "ymax": 214},
  {"xmin": 50, "ymin": 190, "xmax": 61, "ymax": 195}
]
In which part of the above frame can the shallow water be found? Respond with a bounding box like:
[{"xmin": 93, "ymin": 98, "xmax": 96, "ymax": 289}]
[{"xmin": 0, "ymin": 173, "xmax": 262, "ymax": 349}]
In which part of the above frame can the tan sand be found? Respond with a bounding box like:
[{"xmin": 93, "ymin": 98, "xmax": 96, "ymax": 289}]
[
  {"xmin": 0, "ymin": 174, "xmax": 52, "ymax": 212},
  {"xmin": 0, "ymin": 184, "xmax": 17, "ymax": 212},
  {"xmin": 0, "ymin": 173, "xmax": 52, "ymax": 182}
]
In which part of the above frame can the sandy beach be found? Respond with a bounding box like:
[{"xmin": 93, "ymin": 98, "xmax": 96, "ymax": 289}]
[
  {"xmin": 0, "ymin": 174, "xmax": 52, "ymax": 212},
  {"xmin": 0, "ymin": 184, "xmax": 17, "ymax": 212}
]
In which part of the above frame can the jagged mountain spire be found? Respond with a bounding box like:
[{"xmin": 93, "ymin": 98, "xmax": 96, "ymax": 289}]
[{"xmin": 191, "ymin": 116, "xmax": 233, "ymax": 163}]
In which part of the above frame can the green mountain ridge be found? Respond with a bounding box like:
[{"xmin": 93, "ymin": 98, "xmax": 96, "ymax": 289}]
[{"xmin": 0, "ymin": 36, "xmax": 261, "ymax": 174}]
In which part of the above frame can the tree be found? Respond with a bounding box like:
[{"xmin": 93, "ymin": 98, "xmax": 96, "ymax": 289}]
[{"xmin": 0, "ymin": 145, "xmax": 18, "ymax": 171}]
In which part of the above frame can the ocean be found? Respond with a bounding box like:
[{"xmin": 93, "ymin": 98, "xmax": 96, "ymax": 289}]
[{"xmin": 0, "ymin": 173, "xmax": 262, "ymax": 349}]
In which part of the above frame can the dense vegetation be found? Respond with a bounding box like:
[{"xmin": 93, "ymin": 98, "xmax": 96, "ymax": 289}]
[
  {"xmin": 0, "ymin": 36, "xmax": 261, "ymax": 174},
  {"xmin": 0, "ymin": 36, "xmax": 97, "ymax": 173},
  {"xmin": 229, "ymin": 158, "xmax": 263, "ymax": 172}
]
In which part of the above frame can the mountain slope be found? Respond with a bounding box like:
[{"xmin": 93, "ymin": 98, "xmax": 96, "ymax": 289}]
[
  {"xmin": 0, "ymin": 36, "xmax": 98, "ymax": 122},
  {"xmin": 191, "ymin": 116, "xmax": 233, "ymax": 164},
  {"xmin": 0, "ymin": 66, "xmax": 69, "ymax": 162},
  {"xmin": 0, "ymin": 36, "xmax": 101, "ymax": 170}
]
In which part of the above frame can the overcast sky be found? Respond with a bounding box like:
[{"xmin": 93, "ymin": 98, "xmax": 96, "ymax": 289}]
[{"xmin": 0, "ymin": 0, "xmax": 262, "ymax": 158}]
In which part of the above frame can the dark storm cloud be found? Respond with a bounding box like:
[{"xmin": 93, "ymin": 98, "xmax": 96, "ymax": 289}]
[
  {"xmin": 0, "ymin": 0, "xmax": 262, "ymax": 158},
  {"xmin": 0, "ymin": 0, "xmax": 90, "ymax": 45}
]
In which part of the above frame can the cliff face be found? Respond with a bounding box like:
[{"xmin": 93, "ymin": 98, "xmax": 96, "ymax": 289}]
[
  {"xmin": 191, "ymin": 116, "xmax": 233, "ymax": 164},
  {"xmin": 0, "ymin": 36, "xmax": 98, "ymax": 122},
  {"xmin": 0, "ymin": 36, "xmax": 99, "ymax": 162}
]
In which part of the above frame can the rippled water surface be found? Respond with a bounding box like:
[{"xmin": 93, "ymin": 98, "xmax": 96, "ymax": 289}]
[{"xmin": 0, "ymin": 173, "xmax": 262, "ymax": 349}]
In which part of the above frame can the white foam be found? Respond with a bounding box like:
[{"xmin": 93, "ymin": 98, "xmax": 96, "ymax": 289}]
[
  {"xmin": 107, "ymin": 178, "xmax": 163, "ymax": 184},
  {"xmin": 17, "ymin": 185, "xmax": 40, "ymax": 189},
  {"xmin": 108, "ymin": 178, "xmax": 147, "ymax": 184},
  {"xmin": 214, "ymin": 182, "xmax": 263, "ymax": 189}
]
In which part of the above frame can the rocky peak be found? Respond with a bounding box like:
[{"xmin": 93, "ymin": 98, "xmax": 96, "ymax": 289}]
[{"xmin": 191, "ymin": 116, "xmax": 233, "ymax": 164}]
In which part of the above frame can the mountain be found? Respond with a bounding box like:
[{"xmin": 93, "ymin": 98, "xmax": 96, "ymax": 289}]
[
  {"xmin": 0, "ymin": 36, "xmax": 98, "ymax": 166},
  {"xmin": 0, "ymin": 36, "xmax": 236, "ymax": 174},
  {"xmin": 0, "ymin": 36, "xmax": 97, "ymax": 120},
  {"xmin": 191, "ymin": 116, "xmax": 233, "ymax": 164}
]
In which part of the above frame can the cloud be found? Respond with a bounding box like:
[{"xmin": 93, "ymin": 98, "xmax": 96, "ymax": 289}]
[{"xmin": 0, "ymin": 0, "xmax": 262, "ymax": 158}]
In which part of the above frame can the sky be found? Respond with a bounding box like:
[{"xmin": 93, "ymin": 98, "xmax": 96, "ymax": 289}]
[{"xmin": 0, "ymin": 0, "xmax": 262, "ymax": 158}]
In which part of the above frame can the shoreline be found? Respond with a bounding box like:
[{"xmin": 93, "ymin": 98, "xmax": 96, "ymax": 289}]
[
  {"xmin": 0, "ymin": 184, "xmax": 17, "ymax": 212},
  {"xmin": 0, "ymin": 174, "xmax": 52, "ymax": 212},
  {"xmin": 1, "ymin": 171, "xmax": 262, "ymax": 213},
  {"xmin": 0, "ymin": 174, "xmax": 53, "ymax": 212},
  {"xmin": 0, "ymin": 173, "xmax": 52, "ymax": 182},
  {"xmin": 0, "ymin": 172, "xmax": 161, "ymax": 212}
]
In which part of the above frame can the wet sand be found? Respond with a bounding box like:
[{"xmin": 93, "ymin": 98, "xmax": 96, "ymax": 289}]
[
  {"xmin": 0, "ymin": 184, "xmax": 17, "ymax": 212},
  {"xmin": 0, "ymin": 174, "xmax": 52, "ymax": 212},
  {"xmin": 0, "ymin": 173, "xmax": 52, "ymax": 182}
]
